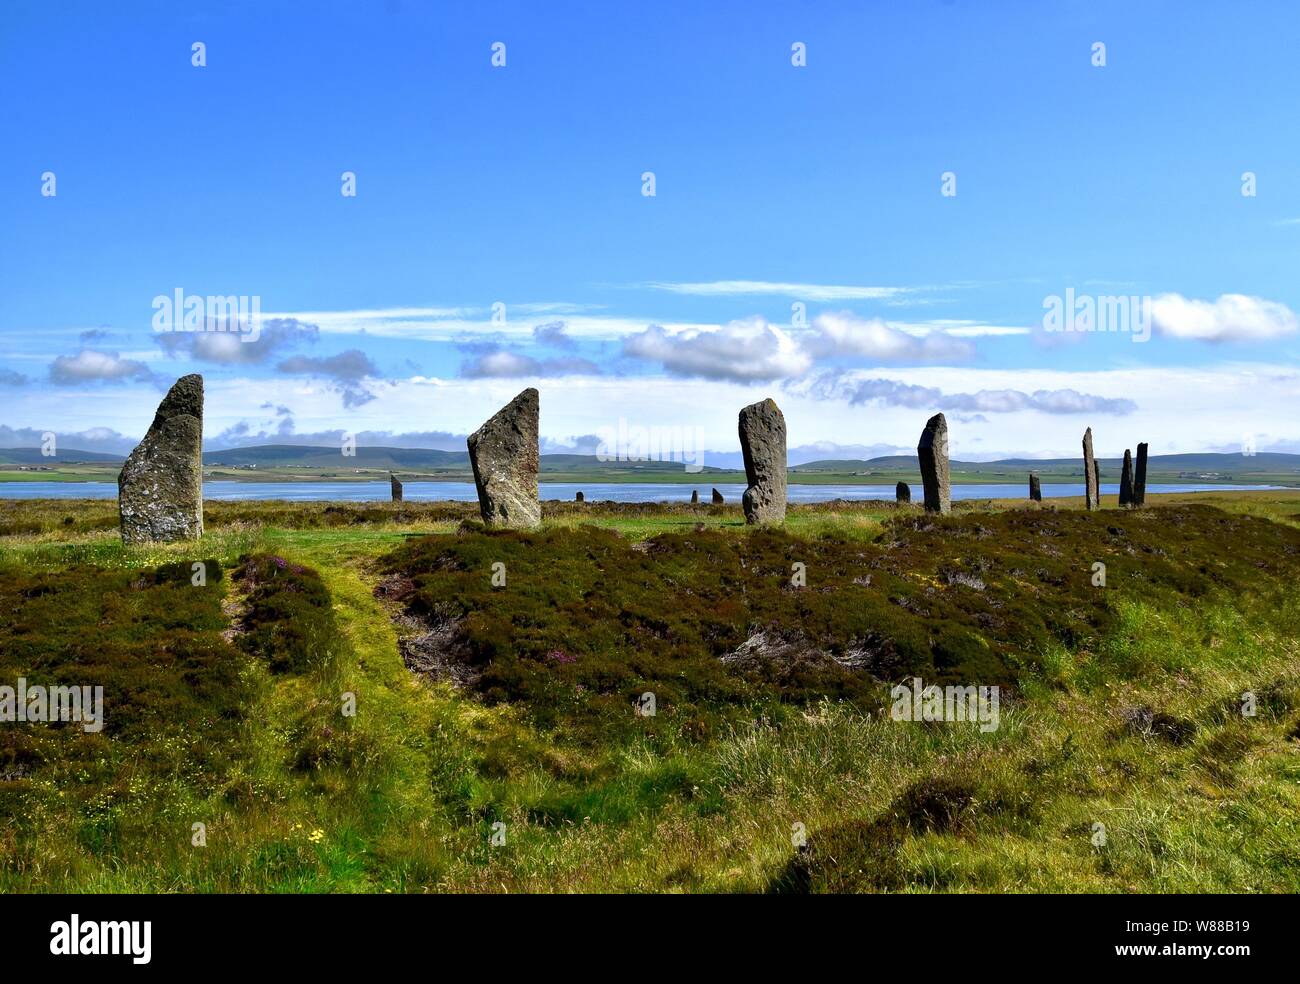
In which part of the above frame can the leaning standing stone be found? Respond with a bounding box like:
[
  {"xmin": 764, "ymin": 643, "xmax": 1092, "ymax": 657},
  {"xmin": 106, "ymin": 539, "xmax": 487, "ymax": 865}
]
[
  {"xmin": 1083, "ymin": 427, "xmax": 1099, "ymax": 511},
  {"xmin": 896, "ymin": 481, "xmax": 911, "ymax": 504},
  {"xmin": 712, "ymin": 488, "xmax": 724, "ymax": 504},
  {"xmin": 1029, "ymin": 473, "xmax": 1042, "ymax": 502},
  {"xmin": 467, "ymin": 388, "xmax": 541, "ymax": 528},
  {"xmin": 1119, "ymin": 450, "xmax": 1134, "ymax": 507},
  {"xmin": 917, "ymin": 412, "xmax": 951, "ymax": 514},
  {"xmin": 119, "ymin": 374, "xmax": 204, "ymax": 545},
  {"xmin": 390, "ymin": 473, "xmax": 403, "ymax": 502},
  {"xmin": 738, "ymin": 398, "xmax": 787, "ymax": 524},
  {"xmin": 1134, "ymin": 442, "xmax": 1148, "ymax": 506}
]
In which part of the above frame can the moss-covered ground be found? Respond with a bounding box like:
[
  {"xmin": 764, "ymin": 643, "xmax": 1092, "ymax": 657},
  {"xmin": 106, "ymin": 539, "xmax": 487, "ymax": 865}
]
[{"xmin": 2, "ymin": 490, "xmax": 1299, "ymax": 892}]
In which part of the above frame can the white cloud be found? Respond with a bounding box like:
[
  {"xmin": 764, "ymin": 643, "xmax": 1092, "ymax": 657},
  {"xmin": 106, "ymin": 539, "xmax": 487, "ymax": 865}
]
[
  {"xmin": 1151, "ymin": 293, "xmax": 1298, "ymax": 342},
  {"xmin": 641, "ymin": 280, "xmax": 915, "ymax": 302},
  {"xmin": 802, "ymin": 312, "xmax": 975, "ymax": 361},
  {"xmin": 48, "ymin": 349, "xmax": 153, "ymax": 384},
  {"xmin": 622, "ymin": 318, "xmax": 812, "ymax": 381}
]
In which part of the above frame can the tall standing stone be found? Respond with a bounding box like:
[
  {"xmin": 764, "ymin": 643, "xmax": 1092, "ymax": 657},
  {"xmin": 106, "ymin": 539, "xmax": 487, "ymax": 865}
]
[
  {"xmin": 917, "ymin": 413, "xmax": 951, "ymax": 515},
  {"xmin": 1119, "ymin": 450, "xmax": 1134, "ymax": 507},
  {"xmin": 1094, "ymin": 461, "xmax": 1102, "ymax": 506},
  {"xmin": 738, "ymin": 398, "xmax": 787, "ymax": 524},
  {"xmin": 691, "ymin": 489, "xmax": 700, "ymax": 504},
  {"xmin": 119, "ymin": 374, "xmax": 204, "ymax": 545},
  {"xmin": 896, "ymin": 481, "xmax": 911, "ymax": 504},
  {"xmin": 1029, "ymin": 473, "xmax": 1042, "ymax": 502},
  {"xmin": 1133, "ymin": 442, "xmax": 1148, "ymax": 506},
  {"xmin": 467, "ymin": 388, "xmax": 540, "ymax": 528},
  {"xmin": 1083, "ymin": 427, "xmax": 1099, "ymax": 511},
  {"xmin": 712, "ymin": 488, "xmax": 724, "ymax": 504},
  {"xmin": 390, "ymin": 473, "xmax": 403, "ymax": 502}
]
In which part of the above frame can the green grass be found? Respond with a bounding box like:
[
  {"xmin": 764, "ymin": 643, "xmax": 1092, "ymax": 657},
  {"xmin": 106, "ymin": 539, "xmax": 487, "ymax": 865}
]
[{"xmin": 1, "ymin": 490, "xmax": 1299, "ymax": 892}]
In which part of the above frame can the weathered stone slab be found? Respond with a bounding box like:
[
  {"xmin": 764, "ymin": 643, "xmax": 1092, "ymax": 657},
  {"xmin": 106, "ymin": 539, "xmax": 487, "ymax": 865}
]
[
  {"xmin": 1083, "ymin": 427, "xmax": 1099, "ymax": 511},
  {"xmin": 575, "ymin": 490, "xmax": 584, "ymax": 502},
  {"xmin": 712, "ymin": 488, "xmax": 724, "ymax": 504},
  {"xmin": 739, "ymin": 398, "xmax": 787, "ymax": 524},
  {"xmin": 1029, "ymin": 473, "xmax": 1042, "ymax": 502},
  {"xmin": 118, "ymin": 374, "xmax": 204, "ymax": 545},
  {"xmin": 896, "ymin": 481, "xmax": 911, "ymax": 504},
  {"xmin": 467, "ymin": 388, "xmax": 540, "ymax": 528},
  {"xmin": 1119, "ymin": 449, "xmax": 1134, "ymax": 507},
  {"xmin": 390, "ymin": 473, "xmax": 403, "ymax": 502},
  {"xmin": 1134, "ymin": 442, "xmax": 1148, "ymax": 506},
  {"xmin": 917, "ymin": 412, "xmax": 951, "ymax": 514}
]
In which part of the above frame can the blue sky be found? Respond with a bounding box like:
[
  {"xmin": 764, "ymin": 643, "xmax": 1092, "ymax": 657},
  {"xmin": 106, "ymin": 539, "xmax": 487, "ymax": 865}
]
[{"xmin": 2, "ymin": 0, "xmax": 1298, "ymax": 462}]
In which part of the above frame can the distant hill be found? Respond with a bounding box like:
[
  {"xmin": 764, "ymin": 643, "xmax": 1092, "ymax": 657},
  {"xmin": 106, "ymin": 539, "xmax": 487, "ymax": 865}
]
[
  {"xmin": 202, "ymin": 445, "xmax": 467, "ymax": 469},
  {"xmin": 0, "ymin": 447, "xmax": 124, "ymax": 464},
  {"xmin": 793, "ymin": 452, "xmax": 1300, "ymax": 474}
]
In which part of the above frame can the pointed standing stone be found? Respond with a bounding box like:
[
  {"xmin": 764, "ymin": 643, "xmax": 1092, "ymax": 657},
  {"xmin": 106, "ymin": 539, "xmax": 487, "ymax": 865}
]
[
  {"xmin": 467, "ymin": 388, "xmax": 540, "ymax": 528},
  {"xmin": 1134, "ymin": 443, "xmax": 1148, "ymax": 506},
  {"xmin": 1083, "ymin": 427, "xmax": 1099, "ymax": 511},
  {"xmin": 712, "ymin": 488, "xmax": 724, "ymax": 504},
  {"xmin": 1119, "ymin": 450, "xmax": 1134, "ymax": 507},
  {"xmin": 1029, "ymin": 473, "xmax": 1042, "ymax": 502},
  {"xmin": 917, "ymin": 413, "xmax": 951, "ymax": 514},
  {"xmin": 739, "ymin": 398, "xmax": 787, "ymax": 524},
  {"xmin": 390, "ymin": 473, "xmax": 403, "ymax": 502},
  {"xmin": 119, "ymin": 374, "xmax": 204, "ymax": 545},
  {"xmin": 691, "ymin": 489, "xmax": 699, "ymax": 504},
  {"xmin": 896, "ymin": 481, "xmax": 911, "ymax": 504}
]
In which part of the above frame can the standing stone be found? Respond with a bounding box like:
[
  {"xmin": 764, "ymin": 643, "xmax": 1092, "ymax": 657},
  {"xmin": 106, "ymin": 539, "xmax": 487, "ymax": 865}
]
[
  {"xmin": 691, "ymin": 489, "xmax": 700, "ymax": 504},
  {"xmin": 390, "ymin": 473, "xmax": 403, "ymax": 502},
  {"xmin": 575, "ymin": 490, "xmax": 584, "ymax": 502},
  {"xmin": 896, "ymin": 481, "xmax": 911, "ymax": 504},
  {"xmin": 119, "ymin": 374, "xmax": 204, "ymax": 545},
  {"xmin": 1083, "ymin": 427, "xmax": 1099, "ymax": 511},
  {"xmin": 1119, "ymin": 450, "xmax": 1134, "ymax": 507},
  {"xmin": 917, "ymin": 413, "xmax": 951, "ymax": 515},
  {"xmin": 467, "ymin": 388, "xmax": 540, "ymax": 528},
  {"xmin": 712, "ymin": 488, "xmax": 724, "ymax": 504},
  {"xmin": 1133, "ymin": 443, "xmax": 1148, "ymax": 507},
  {"xmin": 739, "ymin": 398, "xmax": 787, "ymax": 524},
  {"xmin": 1029, "ymin": 473, "xmax": 1042, "ymax": 502}
]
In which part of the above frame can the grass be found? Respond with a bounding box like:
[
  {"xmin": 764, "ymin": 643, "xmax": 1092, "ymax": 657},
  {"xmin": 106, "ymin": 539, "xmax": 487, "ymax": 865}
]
[{"xmin": 1, "ymin": 489, "xmax": 1299, "ymax": 892}]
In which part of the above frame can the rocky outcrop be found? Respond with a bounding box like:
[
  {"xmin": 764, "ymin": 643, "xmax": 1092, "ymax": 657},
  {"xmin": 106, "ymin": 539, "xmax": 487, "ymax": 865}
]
[
  {"xmin": 1134, "ymin": 443, "xmax": 1148, "ymax": 506},
  {"xmin": 739, "ymin": 398, "xmax": 787, "ymax": 524},
  {"xmin": 390, "ymin": 473, "xmax": 403, "ymax": 502},
  {"xmin": 467, "ymin": 388, "xmax": 540, "ymax": 528},
  {"xmin": 896, "ymin": 481, "xmax": 911, "ymax": 504},
  {"xmin": 1029, "ymin": 473, "xmax": 1042, "ymax": 502},
  {"xmin": 118, "ymin": 374, "xmax": 204, "ymax": 545},
  {"xmin": 917, "ymin": 413, "xmax": 951, "ymax": 514},
  {"xmin": 1083, "ymin": 428, "xmax": 1099, "ymax": 511}
]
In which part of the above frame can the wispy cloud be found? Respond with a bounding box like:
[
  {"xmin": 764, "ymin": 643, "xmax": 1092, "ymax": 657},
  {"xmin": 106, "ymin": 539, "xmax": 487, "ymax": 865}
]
[{"xmin": 640, "ymin": 280, "xmax": 916, "ymax": 302}]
